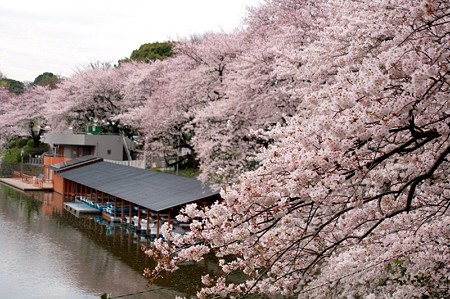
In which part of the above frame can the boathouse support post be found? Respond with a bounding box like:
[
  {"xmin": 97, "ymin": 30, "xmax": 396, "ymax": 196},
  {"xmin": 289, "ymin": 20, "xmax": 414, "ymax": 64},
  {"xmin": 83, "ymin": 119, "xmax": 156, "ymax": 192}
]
[
  {"xmin": 157, "ymin": 212, "xmax": 160, "ymax": 238},
  {"xmin": 168, "ymin": 209, "xmax": 171, "ymax": 227},
  {"xmin": 129, "ymin": 202, "xmax": 132, "ymax": 226},
  {"xmin": 137, "ymin": 206, "xmax": 141, "ymax": 232},
  {"xmin": 121, "ymin": 199, "xmax": 125, "ymax": 223},
  {"xmin": 114, "ymin": 197, "xmax": 117, "ymax": 218},
  {"xmin": 146, "ymin": 209, "xmax": 150, "ymax": 236}
]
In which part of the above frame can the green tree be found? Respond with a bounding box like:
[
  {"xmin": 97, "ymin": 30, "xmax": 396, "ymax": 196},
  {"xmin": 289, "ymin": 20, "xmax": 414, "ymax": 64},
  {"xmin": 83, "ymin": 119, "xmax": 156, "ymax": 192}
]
[
  {"xmin": 0, "ymin": 78, "xmax": 25, "ymax": 94},
  {"xmin": 33, "ymin": 72, "xmax": 61, "ymax": 89},
  {"xmin": 119, "ymin": 41, "xmax": 174, "ymax": 64},
  {"xmin": 3, "ymin": 137, "xmax": 49, "ymax": 163}
]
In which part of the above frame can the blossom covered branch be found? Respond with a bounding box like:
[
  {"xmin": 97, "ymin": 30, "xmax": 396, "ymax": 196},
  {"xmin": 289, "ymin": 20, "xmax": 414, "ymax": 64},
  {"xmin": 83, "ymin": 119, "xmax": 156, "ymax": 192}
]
[{"xmin": 145, "ymin": 1, "xmax": 449, "ymax": 298}]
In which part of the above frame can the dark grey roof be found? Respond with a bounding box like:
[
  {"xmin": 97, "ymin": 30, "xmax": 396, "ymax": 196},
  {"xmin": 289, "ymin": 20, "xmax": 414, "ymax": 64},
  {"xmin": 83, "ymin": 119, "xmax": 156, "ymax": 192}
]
[
  {"xmin": 48, "ymin": 155, "xmax": 103, "ymax": 171},
  {"xmin": 56, "ymin": 161, "xmax": 219, "ymax": 211}
]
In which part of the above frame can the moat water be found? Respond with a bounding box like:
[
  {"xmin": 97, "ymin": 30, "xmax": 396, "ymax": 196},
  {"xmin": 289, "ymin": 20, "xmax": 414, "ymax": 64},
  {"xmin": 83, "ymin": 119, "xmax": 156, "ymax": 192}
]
[{"xmin": 0, "ymin": 184, "xmax": 215, "ymax": 299}]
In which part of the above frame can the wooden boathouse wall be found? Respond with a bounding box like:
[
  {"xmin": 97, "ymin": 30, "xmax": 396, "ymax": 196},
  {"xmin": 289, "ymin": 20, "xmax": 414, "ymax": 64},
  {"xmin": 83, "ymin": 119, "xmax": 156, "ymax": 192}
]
[
  {"xmin": 43, "ymin": 156, "xmax": 70, "ymax": 194},
  {"xmin": 53, "ymin": 175, "xmax": 65, "ymax": 194},
  {"xmin": 47, "ymin": 156, "xmax": 102, "ymax": 195}
]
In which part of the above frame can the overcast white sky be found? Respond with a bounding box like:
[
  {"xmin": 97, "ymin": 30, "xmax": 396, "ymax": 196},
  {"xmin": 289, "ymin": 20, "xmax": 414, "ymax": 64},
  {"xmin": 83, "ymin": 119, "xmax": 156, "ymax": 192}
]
[{"xmin": 0, "ymin": 0, "xmax": 261, "ymax": 82}]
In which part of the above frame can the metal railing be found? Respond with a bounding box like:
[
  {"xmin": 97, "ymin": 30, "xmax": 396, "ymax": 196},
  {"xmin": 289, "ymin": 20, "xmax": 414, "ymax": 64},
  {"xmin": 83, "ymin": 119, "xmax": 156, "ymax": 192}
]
[
  {"xmin": 103, "ymin": 159, "xmax": 145, "ymax": 169},
  {"xmin": 12, "ymin": 171, "xmax": 52, "ymax": 188},
  {"xmin": 28, "ymin": 157, "xmax": 44, "ymax": 165}
]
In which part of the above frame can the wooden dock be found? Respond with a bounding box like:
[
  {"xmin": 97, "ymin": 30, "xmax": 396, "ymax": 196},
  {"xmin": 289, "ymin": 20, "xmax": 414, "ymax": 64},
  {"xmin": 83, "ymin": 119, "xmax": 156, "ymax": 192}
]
[
  {"xmin": 0, "ymin": 178, "xmax": 53, "ymax": 191},
  {"xmin": 64, "ymin": 202, "xmax": 102, "ymax": 217}
]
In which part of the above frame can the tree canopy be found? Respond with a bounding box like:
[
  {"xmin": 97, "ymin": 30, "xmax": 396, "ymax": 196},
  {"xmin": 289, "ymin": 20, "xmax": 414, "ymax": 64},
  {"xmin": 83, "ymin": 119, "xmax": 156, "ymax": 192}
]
[
  {"xmin": 0, "ymin": 77, "xmax": 25, "ymax": 94},
  {"xmin": 33, "ymin": 72, "xmax": 61, "ymax": 89},
  {"xmin": 119, "ymin": 41, "xmax": 174, "ymax": 64},
  {"xmin": 144, "ymin": 0, "xmax": 450, "ymax": 298}
]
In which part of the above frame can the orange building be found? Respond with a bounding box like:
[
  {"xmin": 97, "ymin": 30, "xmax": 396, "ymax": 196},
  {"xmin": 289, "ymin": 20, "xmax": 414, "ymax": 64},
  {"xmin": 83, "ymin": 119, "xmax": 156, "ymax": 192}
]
[{"xmin": 43, "ymin": 155, "xmax": 71, "ymax": 191}]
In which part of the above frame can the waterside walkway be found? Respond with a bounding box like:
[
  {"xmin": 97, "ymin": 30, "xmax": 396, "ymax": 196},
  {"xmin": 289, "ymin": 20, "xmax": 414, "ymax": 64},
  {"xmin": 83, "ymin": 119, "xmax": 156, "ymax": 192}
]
[{"xmin": 0, "ymin": 178, "xmax": 53, "ymax": 191}]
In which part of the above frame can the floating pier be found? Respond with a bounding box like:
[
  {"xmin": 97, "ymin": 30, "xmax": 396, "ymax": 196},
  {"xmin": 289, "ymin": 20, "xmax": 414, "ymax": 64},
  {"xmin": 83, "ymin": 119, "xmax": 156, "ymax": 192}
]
[
  {"xmin": 64, "ymin": 202, "xmax": 102, "ymax": 217},
  {"xmin": 102, "ymin": 212, "xmax": 122, "ymax": 223}
]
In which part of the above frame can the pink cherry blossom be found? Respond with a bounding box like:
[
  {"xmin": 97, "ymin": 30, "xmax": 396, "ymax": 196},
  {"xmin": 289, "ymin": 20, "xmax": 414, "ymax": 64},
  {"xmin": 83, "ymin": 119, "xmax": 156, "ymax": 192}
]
[{"xmin": 145, "ymin": 1, "xmax": 450, "ymax": 298}]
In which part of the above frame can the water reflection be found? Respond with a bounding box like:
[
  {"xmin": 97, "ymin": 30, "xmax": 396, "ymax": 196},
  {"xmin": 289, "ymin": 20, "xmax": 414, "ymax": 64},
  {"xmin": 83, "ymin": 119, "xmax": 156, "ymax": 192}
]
[{"xmin": 0, "ymin": 184, "xmax": 210, "ymax": 299}]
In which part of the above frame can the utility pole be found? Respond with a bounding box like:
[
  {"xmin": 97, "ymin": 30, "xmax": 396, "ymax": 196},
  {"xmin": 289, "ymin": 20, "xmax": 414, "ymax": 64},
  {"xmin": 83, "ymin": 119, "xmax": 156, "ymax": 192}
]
[
  {"xmin": 20, "ymin": 150, "xmax": 24, "ymax": 181},
  {"xmin": 176, "ymin": 137, "xmax": 179, "ymax": 175}
]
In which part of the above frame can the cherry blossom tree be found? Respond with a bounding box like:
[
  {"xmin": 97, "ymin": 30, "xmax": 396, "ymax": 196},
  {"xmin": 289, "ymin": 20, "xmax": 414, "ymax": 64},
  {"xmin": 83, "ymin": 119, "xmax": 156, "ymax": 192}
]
[
  {"xmin": 191, "ymin": 0, "xmax": 336, "ymax": 184},
  {"xmin": 145, "ymin": 1, "xmax": 450, "ymax": 298},
  {"xmin": 192, "ymin": 29, "xmax": 306, "ymax": 183},
  {"xmin": 0, "ymin": 87, "xmax": 14, "ymax": 149},
  {"xmin": 138, "ymin": 33, "xmax": 245, "ymax": 168},
  {"xmin": 45, "ymin": 63, "xmax": 139, "ymax": 137},
  {"xmin": 0, "ymin": 85, "xmax": 50, "ymax": 146},
  {"xmin": 117, "ymin": 62, "xmax": 161, "ymax": 130}
]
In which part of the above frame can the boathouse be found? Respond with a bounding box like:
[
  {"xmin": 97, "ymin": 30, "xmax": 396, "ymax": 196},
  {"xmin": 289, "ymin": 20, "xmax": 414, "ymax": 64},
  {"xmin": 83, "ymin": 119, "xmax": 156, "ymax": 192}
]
[{"xmin": 48, "ymin": 156, "xmax": 220, "ymax": 234}]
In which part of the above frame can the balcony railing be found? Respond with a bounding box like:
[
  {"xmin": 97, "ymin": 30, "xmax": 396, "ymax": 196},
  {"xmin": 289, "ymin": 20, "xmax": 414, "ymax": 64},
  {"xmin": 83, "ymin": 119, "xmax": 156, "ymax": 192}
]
[{"xmin": 12, "ymin": 171, "xmax": 52, "ymax": 188}]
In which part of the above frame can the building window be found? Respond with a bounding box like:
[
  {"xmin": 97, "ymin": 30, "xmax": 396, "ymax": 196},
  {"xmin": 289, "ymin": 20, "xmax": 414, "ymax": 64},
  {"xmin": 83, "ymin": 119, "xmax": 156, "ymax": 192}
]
[{"xmin": 107, "ymin": 150, "xmax": 112, "ymax": 155}]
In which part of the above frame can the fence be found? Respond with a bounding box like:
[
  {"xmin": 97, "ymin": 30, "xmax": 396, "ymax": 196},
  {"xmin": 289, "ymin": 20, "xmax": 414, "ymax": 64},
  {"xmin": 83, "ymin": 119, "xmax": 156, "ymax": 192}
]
[
  {"xmin": 29, "ymin": 157, "xmax": 44, "ymax": 165},
  {"xmin": 103, "ymin": 159, "xmax": 145, "ymax": 169},
  {"xmin": 12, "ymin": 171, "xmax": 51, "ymax": 188}
]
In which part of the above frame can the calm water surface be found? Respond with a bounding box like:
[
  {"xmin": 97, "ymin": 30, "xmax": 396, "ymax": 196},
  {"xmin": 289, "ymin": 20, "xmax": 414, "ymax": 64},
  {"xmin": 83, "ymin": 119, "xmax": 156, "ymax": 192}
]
[{"xmin": 0, "ymin": 184, "xmax": 212, "ymax": 299}]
